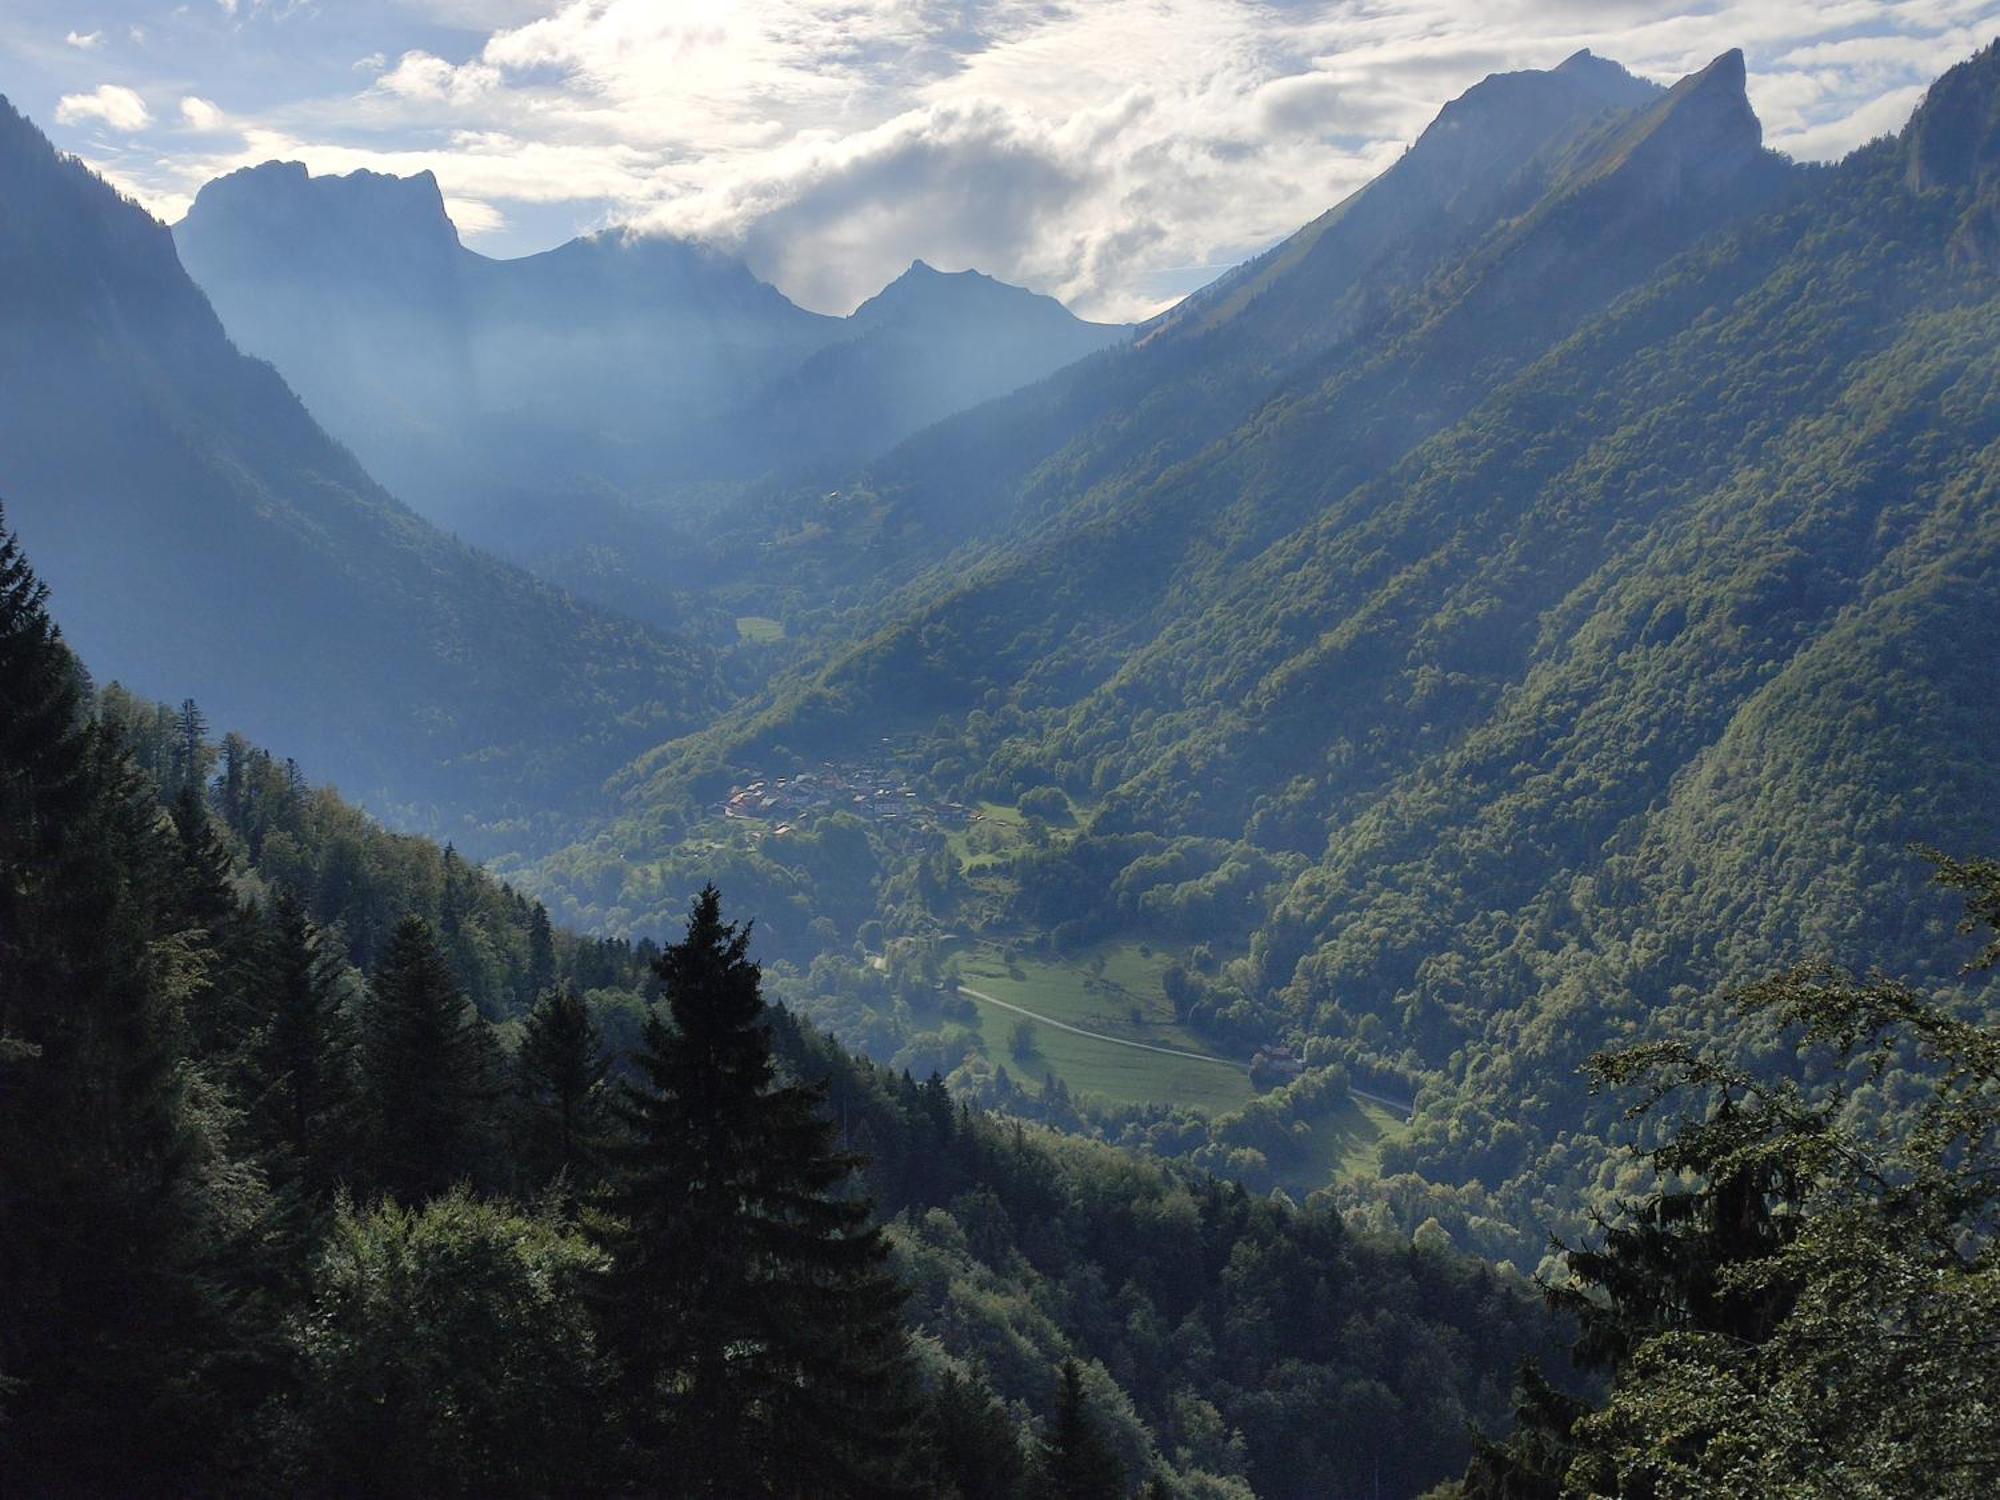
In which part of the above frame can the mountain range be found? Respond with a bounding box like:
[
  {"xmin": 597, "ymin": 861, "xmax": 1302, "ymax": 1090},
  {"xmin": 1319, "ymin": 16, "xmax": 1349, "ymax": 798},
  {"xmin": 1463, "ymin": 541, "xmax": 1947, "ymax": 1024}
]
[
  {"xmin": 173, "ymin": 167, "xmax": 1128, "ymax": 616},
  {"xmin": 536, "ymin": 42, "xmax": 2000, "ymax": 1262},
  {"xmin": 11, "ymin": 27, "xmax": 2000, "ymax": 1499}
]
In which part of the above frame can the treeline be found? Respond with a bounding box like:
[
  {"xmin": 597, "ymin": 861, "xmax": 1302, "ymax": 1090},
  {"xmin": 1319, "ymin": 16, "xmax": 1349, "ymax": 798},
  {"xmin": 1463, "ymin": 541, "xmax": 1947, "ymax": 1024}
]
[
  {"xmin": 0, "ymin": 509, "xmax": 1560, "ymax": 1496},
  {"xmin": 101, "ymin": 685, "xmax": 658, "ymax": 1013},
  {"xmin": 783, "ymin": 1014, "xmax": 1557, "ymax": 1497}
]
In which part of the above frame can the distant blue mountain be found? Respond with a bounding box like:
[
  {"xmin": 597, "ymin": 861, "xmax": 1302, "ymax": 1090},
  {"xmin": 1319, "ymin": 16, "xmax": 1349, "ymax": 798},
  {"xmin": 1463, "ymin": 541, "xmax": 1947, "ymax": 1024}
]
[
  {"xmin": 0, "ymin": 97, "xmax": 720, "ymax": 836},
  {"xmin": 173, "ymin": 170, "xmax": 1128, "ymax": 560}
]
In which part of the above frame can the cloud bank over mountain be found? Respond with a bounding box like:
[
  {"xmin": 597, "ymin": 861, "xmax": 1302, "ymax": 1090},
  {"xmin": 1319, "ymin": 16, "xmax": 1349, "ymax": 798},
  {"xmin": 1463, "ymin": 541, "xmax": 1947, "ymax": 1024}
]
[{"xmin": 6, "ymin": 0, "xmax": 1995, "ymax": 318}]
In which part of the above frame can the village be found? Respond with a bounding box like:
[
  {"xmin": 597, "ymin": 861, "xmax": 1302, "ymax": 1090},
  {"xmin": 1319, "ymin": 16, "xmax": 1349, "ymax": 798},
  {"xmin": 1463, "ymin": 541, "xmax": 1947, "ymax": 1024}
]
[{"xmin": 718, "ymin": 758, "xmax": 980, "ymax": 838}]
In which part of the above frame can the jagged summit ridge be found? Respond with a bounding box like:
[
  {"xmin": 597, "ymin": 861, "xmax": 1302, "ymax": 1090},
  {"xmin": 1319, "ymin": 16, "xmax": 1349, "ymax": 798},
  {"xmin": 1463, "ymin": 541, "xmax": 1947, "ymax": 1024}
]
[
  {"xmin": 1628, "ymin": 48, "xmax": 1761, "ymax": 191},
  {"xmin": 183, "ymin": 159, "xmax": 463, "ymax": 258},
  {"xmin": 1555, "ymin": 46, "xmax": 1656, "ymax": 97},
  {"xmin": 1554, "ymin": 48, "xmax": 1765, "ymax": 210},
  {"xmin": 1142, "ymin": 48, "xmax": 1664, "ymax": 348}
]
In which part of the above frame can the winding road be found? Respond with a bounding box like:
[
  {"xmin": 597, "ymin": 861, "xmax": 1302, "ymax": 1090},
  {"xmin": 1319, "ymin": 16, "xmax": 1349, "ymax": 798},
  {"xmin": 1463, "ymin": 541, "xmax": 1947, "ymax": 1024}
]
[{"xmin": 956, "ymin": 982, "xmax": 1417, "ymax": 1118}]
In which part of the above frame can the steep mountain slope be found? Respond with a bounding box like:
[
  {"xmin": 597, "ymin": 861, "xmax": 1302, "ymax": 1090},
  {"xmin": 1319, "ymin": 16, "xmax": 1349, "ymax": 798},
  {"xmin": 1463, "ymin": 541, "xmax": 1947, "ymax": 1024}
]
[
  {"xmin": 0, "ymin": 97, "xmax": 720, "ymax": 837},
  {"xmin": 714, "ymin": 49, "xmax": 1667, "ymax": 599},
  {"xmin": 634, "ymin": 49, "xmax": 1787, "ymax": 787},
  {"xmin": 1147, "ymin": 49, "xmax": 1658, "ymax": 351},
  {"xmin": 544, "ymin": 45, "xmax": 2000, "ymax": 1262},
  {"xmin": 163, "ymin": 162, "xmax": 483, "ymax": 513},
  {"xmin": 174, "ymin": 172, "xmax": 1127, "ymax": 587}
]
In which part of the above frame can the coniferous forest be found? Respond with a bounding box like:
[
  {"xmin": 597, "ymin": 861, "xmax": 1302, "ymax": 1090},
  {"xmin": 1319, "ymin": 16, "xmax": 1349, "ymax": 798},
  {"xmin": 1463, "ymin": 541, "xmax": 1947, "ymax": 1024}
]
[{"xmin": 5, "ymin": 16, "xmax": 2000, "ymax": 1499}]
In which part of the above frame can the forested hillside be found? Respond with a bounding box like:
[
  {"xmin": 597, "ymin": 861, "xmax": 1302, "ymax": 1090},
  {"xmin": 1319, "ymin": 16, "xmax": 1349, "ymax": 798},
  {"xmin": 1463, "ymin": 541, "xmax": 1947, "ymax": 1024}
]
[
  {"xmin": 0, "ymin": 98, "xmax": 720, "ymax": 837},
  {"xmin": 1435, "ymin": 853, "xmax": 2000, "ymax": 1499},
  {"xmin": 0, "ymin": 511, "xmax": 1560, "ymax": 1497},
  {"xmin": 532, "ymin": 44, "xmax": 2000, "ymax": 1265},
  {"xmin": 607, "ymin": 48, "xmax": 1784, "ymax": 798}
]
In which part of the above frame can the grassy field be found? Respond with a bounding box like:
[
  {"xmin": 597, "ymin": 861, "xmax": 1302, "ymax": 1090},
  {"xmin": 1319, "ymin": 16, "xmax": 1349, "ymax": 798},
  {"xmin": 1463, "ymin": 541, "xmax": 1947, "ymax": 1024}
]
[
  {"xmin": 945, "ymin": 800, "xmax": 1032, "ymax": 875},
  {"xmin": 953, "ymin": 940, "xmax": 1254, "ymax": 1112},
  {"xmin": 1283, "ymin": 1094, "xmax": 1404, "ymax": 1188},
  {"xmin": 734, "ymin": 615, "xmax": 785, "ymax": 643},
  {"xmin": 853, "ymin": 791, "xmax": 1405, "ymax": 1179},
  {"xmin": 948, "ymin": 935, "xmax": 1407, "ymax": 1185}
]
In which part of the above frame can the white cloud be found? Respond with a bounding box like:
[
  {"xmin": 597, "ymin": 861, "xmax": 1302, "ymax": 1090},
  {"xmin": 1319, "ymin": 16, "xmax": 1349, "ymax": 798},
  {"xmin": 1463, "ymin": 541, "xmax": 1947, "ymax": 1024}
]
[
  {"xmin": 395, "ymin": 0, "xmax": 558, "ymax": 25},
  {"xmin": 180, "ymin": 96, "xmax": 228, "ymax": 132},
  {"xmin": 442, "ymin": 193, "xmax": 506, "ymax": 236},
  {"xmin": 39, "ymin": 0, "xmax": 2000, "ymax": 317},
  {"xmin": 55, "ymin": 84, "xmax": 152, "ymax": 133},
  {"xmin": 65, "ymin": 29, "xmax": 104, "ymax": 50},
  {"xmin": 375, "ymin": 48, "xmax": 501, "ymax": 103}
]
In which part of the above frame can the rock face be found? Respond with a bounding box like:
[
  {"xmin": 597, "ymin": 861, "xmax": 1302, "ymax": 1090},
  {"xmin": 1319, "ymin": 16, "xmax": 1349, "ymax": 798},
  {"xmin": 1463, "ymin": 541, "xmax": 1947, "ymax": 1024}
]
[
  {"xmin": 1588, "ymin": 49, "xmax": 1764, "ymax": 204},
  {"xmin": 180, "ymin": 160, "xmax": 465, "ymax": 277},
  {"xmin": 1901, "ymin": 41, "xmax": 2000, "ymax": 266},
  {"xmin": 1904, "ymin": 40, "xmax": 2000, "ymax": 194},
  {"xmin": 176, "ymin": 161, "xmax": 480, "ymax": 502}
]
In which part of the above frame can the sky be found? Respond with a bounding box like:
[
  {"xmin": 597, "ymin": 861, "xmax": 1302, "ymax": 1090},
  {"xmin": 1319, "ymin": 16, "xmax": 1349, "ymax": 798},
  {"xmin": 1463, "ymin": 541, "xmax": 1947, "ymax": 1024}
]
[{"xmin": 3, "ymin": 1, "xmax": 1996, "ymax": 321}]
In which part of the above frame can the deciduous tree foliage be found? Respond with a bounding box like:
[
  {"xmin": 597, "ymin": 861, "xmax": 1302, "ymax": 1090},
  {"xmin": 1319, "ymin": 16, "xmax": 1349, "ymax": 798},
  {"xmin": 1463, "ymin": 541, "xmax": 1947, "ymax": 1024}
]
[
  {"xmin": 1443, "ymin": 852, "xmax": 2000, "ymax": 1499},
  {"xmin": 266, "ymin": 1190, "xmax": 614, "ymax": 1497}
]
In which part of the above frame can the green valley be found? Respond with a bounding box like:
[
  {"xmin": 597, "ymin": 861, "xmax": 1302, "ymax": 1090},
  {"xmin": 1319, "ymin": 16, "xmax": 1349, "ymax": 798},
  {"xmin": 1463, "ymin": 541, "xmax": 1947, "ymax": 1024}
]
[
  {"xmin": 509, "ymin": 46, "xmax": 2000, "ymax": 1277},
  {"xmin": 6, "ymin": 17, "xmax": 1999, "ymax": 1497}
]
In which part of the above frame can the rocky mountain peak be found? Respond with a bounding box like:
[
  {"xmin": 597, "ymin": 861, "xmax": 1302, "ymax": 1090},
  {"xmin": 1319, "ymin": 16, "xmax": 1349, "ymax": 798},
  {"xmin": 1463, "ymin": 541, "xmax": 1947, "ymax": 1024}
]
[
  {"xmin": 1582, "ymin": 48, "xmax": 1763, "ymax": 204},
  {"xmin": 179, "ymin": 161, "xmax": 463, "ymax": 275},
  {"xmin": 1904, "ymin": 39, "xmax": 2000, "ymax": 194}
]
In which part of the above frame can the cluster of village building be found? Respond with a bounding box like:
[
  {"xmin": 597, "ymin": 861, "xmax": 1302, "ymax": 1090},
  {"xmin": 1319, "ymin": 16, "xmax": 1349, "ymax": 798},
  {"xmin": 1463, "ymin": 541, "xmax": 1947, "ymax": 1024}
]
[
  {"xmin": 1248, "ymin": 1043, "xmax": 1305, "ymax": 1089},
  {"xmin": 719, "ymin": 762, "xmax": 979, "ymax": 837}
]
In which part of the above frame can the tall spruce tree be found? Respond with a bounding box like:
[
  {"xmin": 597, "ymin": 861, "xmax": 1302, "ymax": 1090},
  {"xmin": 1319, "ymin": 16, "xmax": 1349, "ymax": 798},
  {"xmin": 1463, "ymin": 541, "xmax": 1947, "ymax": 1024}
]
[
  {"xmin": 528, "ymin": 900, "xmax": 558, "ymax": 1001},
  {"xmin": 168, "ymin": 775, "xmax": 256, "ymax": 1067},
  {"xmin": 250, "ymin": 888, "xmax": 359, "ymax": 1209},
  {"xmin": 927, "ymin": 1368, "xmax": 1029, "ymax": 1500},
  {"xmin": 0, "ymin": 506, "xmax": 257, "ymax": 1490},
  {"xmin": 1038, "ymin": 1361, "xmax": 1126, "ymax": 1500},
  {"xmin": 358, "ymin": 915, "xmax": 492, "ymax": 1203},
  {"xmin": 172, "ymin": 696, "xmax": 209, "ymax": 797},
  {"xmin": 599, "ymin": 886, "xmax": 917, "ymax": 1496},
  {"xmin": 516, "ymin": 983, "xmax": 607, "ymax": 1192}
]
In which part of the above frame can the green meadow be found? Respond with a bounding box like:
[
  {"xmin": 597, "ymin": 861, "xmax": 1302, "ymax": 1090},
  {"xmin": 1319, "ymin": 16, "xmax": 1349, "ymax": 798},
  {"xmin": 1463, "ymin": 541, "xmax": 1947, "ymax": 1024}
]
[
  {"xmin": 734, "ymin": 615, "xmax": 786, "ymax": 643},
  {"xmin": 953, "ymin": 940, "xmax": 1252, "ymax": 1111}
]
